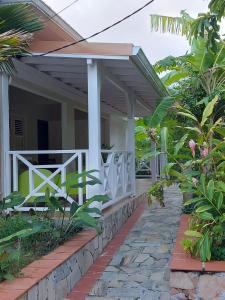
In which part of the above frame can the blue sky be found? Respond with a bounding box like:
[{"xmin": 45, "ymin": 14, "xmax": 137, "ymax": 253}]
[{"xmin": 43, "ymin": 0, "xmax": 212, "ymax": 63}]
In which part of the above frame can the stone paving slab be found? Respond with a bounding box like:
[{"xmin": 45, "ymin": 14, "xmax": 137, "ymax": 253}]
[{"xmin": 87, "ymin": 186, "xmax": 183, "ymax": 300}]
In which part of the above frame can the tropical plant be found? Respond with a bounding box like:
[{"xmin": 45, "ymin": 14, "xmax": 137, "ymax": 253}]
[
  {"xmin": 150, "ymin": 0, "xmax": 225, "ymax": 52},
  {"xmin": 0, "ymin": 3, "xmax": 43, "ymax": 73},
  {"xmin": 0, "ymin": 170, "xmax": 107, "ymax": 281},
  {"xmin": 156, "ymin": 96, "xmax": 225, "ymax": 262},
  {"xmin": 33, "ymin": 170, "xmax": 108, "ymax": 234}
]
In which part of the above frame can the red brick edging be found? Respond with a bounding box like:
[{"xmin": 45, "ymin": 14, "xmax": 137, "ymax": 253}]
[
  {"xmin": 67, "ymin": 200, "xmax": 147, "ymax": 300},
  {"xmin": 170, "ymin": 214, "xmax": 225, "ymax": 272},
  {"xmin": 0, "ymin": 231, "xmax": 97, "ymax": 300}
]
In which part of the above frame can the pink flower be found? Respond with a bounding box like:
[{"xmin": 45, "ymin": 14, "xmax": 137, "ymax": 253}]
[
  {"xmin": 189, "ymin": 140, "xmax": 196, "ymax": 157},
  {"xmin": 201, "ymin": 143, "xmax": 209, "ymax": 158}
]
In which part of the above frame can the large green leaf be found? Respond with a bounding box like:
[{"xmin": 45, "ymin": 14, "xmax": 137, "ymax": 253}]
[
  {"xmin": 215, "ymin": 192, "xmax": 223, "ymax": 210},
  {"xmin": 201, "ymin": 95, "xmax": 219, "ymax": 126},
  {"xmin": 207, "ymin": 180, "xmax": 214, "ymax": 201},
  {"xmin": 196, "ymin": 205, "xmax": 212, "ymax": 213},
  {"xmin": 154, "ymin": 55, "xmax": 178, "ymax": 73},
  {"xmin": 161, "ymin": 70, "xmax": 189, "ymax": 86},
  {"xmin": 174, "ymin": 134, "xmax": 189, "ymax": 155},
  {"xmin": 177, "ymin": 112, "xmax": 198, "ymax": 122},
  {"xmin": 185, "ymin": 230, "xmax": 202, "ymax": 238},
  {"xmin": 147, "ymin": 96, "xmax": 175, "ymax": 128}
]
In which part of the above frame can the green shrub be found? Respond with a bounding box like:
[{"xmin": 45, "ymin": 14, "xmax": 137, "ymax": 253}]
[{"xmin": 0, "ymin": 170, "xmax": 107, "ymax": 281}]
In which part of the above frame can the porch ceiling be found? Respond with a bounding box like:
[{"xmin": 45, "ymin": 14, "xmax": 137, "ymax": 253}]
[{"xmin": 19, "ymin": 50, "xmax": 167, "ymax": 117}]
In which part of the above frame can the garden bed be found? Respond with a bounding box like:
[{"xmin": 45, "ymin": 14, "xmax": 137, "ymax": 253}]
[
  {"xmin": 0, "ymin": 191, "xmax": 146, "ymax": 300},
  {"xmin": 0, "ymin": 229, "xmax": 99, "ymax": 300},
  {"xmin": 170, "ymin": 215, "xmax": 225, "ymax": 300}
]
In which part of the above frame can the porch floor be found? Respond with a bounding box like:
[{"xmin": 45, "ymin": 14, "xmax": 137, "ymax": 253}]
[{"xmin": 68, "ymin": 185, "xmax": 183, "ymax": 300}]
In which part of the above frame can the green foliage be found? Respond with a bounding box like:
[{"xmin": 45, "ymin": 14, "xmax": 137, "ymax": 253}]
[
  {"xmin": 148, "ymin": 179, "xmax": 173, "ymax": 207},
  {"xmin": 0, "ymin": 170, "xmax": 107, "ymax": 281},
  {"xmin": 0, "ymin": 4, "xmax": 43, "ymax": 74},
  {"xmin": 165, "ymin": 99, "xmax": 225, "ymax": 262},
  {"xmin": 141, "ymin": 0, "xmax": 225, "ymax": 263},
  {"xmin": 150, "ymin": 11, "xmax": 193, "ymax": 39},
  {"xmin": 150, "ymin": 1, "xmax": 224, "ymax": 53},
  {"xmin": 144, "ymin": 96, "xmax": 176, "ymax": 128}
]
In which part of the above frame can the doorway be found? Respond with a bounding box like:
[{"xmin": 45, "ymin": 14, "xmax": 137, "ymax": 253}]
[{"xmin": 37, "ymin": 120, "xmax": 49, "ymax": 164}]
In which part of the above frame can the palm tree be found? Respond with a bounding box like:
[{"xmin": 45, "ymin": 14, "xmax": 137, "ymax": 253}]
[
  {"xmin": 150, "ymin": 0, "xmax": 224, "ymax": 52},
  {"xmin": 0, "ymin": 3, "xmax": 43, "ymax": 74}
]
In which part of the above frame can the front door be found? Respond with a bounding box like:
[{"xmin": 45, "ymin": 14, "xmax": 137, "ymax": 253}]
[{"xmin": 37, "ymin": 120, "xmax": 49, "ymax": 164}]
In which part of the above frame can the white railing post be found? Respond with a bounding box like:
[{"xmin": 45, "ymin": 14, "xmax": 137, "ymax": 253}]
[
  {"xmin": 126, "ymin": 92, "xmax": 136, "ymax": 196},
  {"xmin": 87, "ymin": 59, "xmax": 102, "ymax": 209},
  {"xmin": 78, "ymin": 152, "xmax": 83, "ymax": 205},
  {"xmin": 12, "ymin": 154, "xmax": 18, "ymax": 192},
  {"xmin": 0, "ymin": 73, "xmax": 10, "ymax": 198},
  {"xmin": 160, "ymin": 127, "xmax": 168, "ymax": 178},
  {"xmin": 150, "ymin": 141, "xmax": 157, "ymax": 182}
]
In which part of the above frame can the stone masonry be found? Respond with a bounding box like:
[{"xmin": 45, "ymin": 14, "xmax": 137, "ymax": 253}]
[
  {"xmin": 16, "ymin": 190, "xmax": 147, "ymax": 300},
  {"xmin": 87, "ymin": 186, "xmax": 183, "ymax": 300},
  {"xmin": 170, "ymin": 272, "xmax": 225, "ymax": 300}
]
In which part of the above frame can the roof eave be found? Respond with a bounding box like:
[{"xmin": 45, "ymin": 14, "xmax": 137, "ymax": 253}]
[
  {"xmin": 0, "ymin": 0, "xmax": 83, "ymax": 41},
  {"xmin": 131, "ymin": 46, "xmax": 168, "ymax": 99}
]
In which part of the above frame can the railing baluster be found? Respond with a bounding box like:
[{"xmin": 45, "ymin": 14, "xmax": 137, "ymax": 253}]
[
  {"xmin": 13, "ymin": 154, "xmax": 18, "ymax": 192},
  {"xmin": 28, "ymin": 167, "xmax": 33, "ymax": 195},
  {"xmin": 78, "ymin": 152, "xmax": 83, "ymax": 205},
  {"xmin": 61, "ymin": 167, "xmax": 66, "ymax": 197},
  {"xmin": 8, "ymin": 150, "xmax": 134, "ymax": 210}
]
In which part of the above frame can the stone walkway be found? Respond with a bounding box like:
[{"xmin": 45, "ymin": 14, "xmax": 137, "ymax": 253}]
[{"xmin": 87, "ymin": 186, "xmax": 183, "ymax": 300}]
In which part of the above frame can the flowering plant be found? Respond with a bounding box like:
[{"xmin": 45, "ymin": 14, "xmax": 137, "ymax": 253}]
[{"xmin": 163, "ymin": 96, "xmax": 225, "ymax": 261}]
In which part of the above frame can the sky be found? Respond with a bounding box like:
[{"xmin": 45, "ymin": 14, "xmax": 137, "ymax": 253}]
[{"xmin": 43, "ymin": 0, "xmax": 211, "ymax": 64}]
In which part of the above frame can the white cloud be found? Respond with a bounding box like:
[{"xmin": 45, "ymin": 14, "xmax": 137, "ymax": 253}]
[{"xmin": 43, "ymin": 0, "xmax": 210, "ymax": 63}]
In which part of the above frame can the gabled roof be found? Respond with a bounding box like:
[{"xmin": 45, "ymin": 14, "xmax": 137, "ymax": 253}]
[
  {"xmin": 1, "ymin": 0, "xmax": 168, "ymax": 116},
  {"xmin": 0, "ymin": 0, "xmax": 83, "ymax": 42}
]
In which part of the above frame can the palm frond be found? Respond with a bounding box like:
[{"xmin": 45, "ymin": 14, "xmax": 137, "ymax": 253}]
[
  {"xmin": 0, "ymin": 30, "xmax": 29, "ymax": 74},
  {"xmin": 0, "ymin": 4, "xmax": 43, "ymax": 34},
  {"xmin": 150, "ymin": 11, "xmax": 193, "ymax": 38},
  {"xmin": 0, "ymin": 4, "xmax": 43, "ymax": 74},
  {"xmin": 209, "ymin": 0, "xmax": 225, "ymax": 19}
]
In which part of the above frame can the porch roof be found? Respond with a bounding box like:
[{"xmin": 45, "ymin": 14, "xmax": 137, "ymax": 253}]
[{"xmin": 19, "ymin": 43, "xmax": 167, "ymax": 117}]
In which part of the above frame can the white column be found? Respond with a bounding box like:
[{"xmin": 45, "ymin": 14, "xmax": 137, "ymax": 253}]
[
  {"xmin": 160, "ymin": 127, "xmax": 168, "ymax": 178},
  {"xmin": 126, "ymin": 93, "xmax": 136, "ymax": 195},
  {"xmin": 61, "ymin": 102, "xmax": 75, "ymax": 150},
  {"xmin": 0, "ymin": 73, "xmax": 10, "ymax": 198},
  {"xmin": 150, "ymin": 141, "xmax": 157, "ymax": 182},
  {"xmin": 87, "ymin": 59, "xmax": 102, "ymax": 202}
]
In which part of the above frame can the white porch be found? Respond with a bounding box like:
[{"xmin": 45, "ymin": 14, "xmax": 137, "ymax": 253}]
[{"xmin": 0, "ymin": 47, "xmax": 166, "ymax": 210}]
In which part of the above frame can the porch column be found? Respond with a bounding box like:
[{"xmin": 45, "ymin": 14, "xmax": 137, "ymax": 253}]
[
  {"xmin": 126, "ymin": 93, "xmax": 136, "ymax": 195},
  {"xmin": 61, "ymin": 103, "xmax": 75, "ymax": 150},
  {"xmin": 87, "ymin": 59, "xmax": 102, "ymax": 202},
  {"xmin": 160, "ymin": 127, "xmax": 168, "ymax": 178},
  {"xmin": 150, "ymin": 141, "xmax": 157, "ymax": 182},
  {"xmin": 0, "ymin": 73, "xmax": 10, "ymax": 198}
]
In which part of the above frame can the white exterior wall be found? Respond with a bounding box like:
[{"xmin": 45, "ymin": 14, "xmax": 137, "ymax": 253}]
[
  {"xmin": 109, "ymin": 115, "xmax": 128, "ymax": 151},
  {"xmin": 9, "ymin": 86, "xmax": 62, "ymax": 151}
]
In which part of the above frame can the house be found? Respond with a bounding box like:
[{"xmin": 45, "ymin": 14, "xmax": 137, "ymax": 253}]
[{"xmin": 0, "ymin": 0, "xmax": 167, "ymax": 210}]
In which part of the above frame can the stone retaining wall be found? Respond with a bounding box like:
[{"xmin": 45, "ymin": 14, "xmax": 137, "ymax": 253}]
[
  {"xmin": 0, "ymin": 192, "xmax": 146, "ymax": 300},
  {"xmin": 170, "ymin": 214, "xmax": 225, "ymax": 300},
  {"xmin": 170, "ymin": 271, "xmax": 225, "ymax": 300}
]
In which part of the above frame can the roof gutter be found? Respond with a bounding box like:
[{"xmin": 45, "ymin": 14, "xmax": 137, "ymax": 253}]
[{"xmin": 130, "ymin": 46, "xmax": 168, "ymax": 100}]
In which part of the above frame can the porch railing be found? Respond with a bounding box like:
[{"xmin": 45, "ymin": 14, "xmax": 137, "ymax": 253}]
[
  {"xmin": 9, "ymin": 150, "xmax": 88, "ymax": 209},
  {"xmin": 8, "ymin": 149, "xmax": 135, "ymax": 210},
  {"xmin": 136, "ymin": 154, "xmax": 161, "ymax": 179},
  {"xmin": 101, "ymin": 150, "xmax": 135, "ymax": 208}
]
